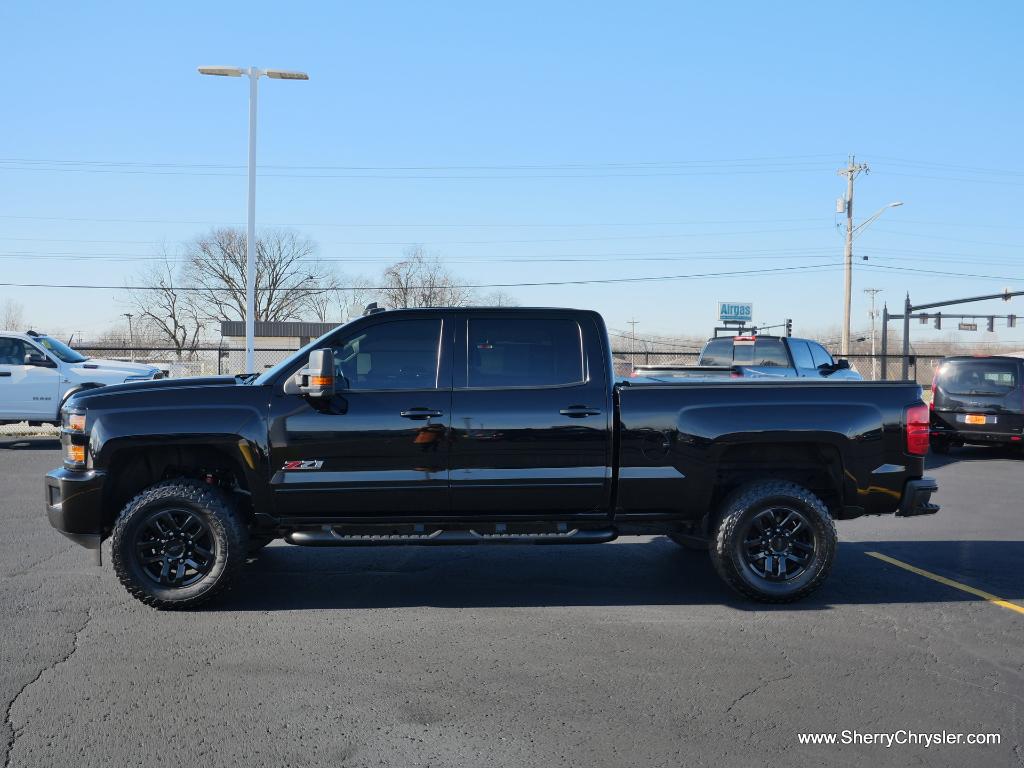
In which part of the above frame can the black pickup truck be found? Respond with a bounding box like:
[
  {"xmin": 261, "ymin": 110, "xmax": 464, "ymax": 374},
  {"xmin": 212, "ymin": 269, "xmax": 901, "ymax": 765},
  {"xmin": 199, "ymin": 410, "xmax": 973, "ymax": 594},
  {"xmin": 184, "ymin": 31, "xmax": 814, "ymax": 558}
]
[{"xmin": 45, "ymin": 307, "xmax": 938, "ymax": 609}]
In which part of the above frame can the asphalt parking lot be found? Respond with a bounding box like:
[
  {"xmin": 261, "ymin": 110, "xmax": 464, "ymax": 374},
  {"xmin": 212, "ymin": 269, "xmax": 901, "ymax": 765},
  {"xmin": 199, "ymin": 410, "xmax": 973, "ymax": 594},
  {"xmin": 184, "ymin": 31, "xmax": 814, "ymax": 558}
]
[{"xmin": 1, "ymin": 439, "xmax": 1021, "ymax": 767}]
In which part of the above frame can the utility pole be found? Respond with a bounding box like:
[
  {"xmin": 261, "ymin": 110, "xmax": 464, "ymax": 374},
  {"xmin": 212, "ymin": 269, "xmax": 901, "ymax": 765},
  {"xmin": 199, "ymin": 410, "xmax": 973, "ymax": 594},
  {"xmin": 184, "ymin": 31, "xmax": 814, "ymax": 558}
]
[
  {"xmin": 864, "ymin": 288, "xmax": 882, "ymax": 380},
  {"xmin": 838, "ymin": 155, "xmax": 869, "ymax": 357},
  {"xmin": 627, "ymin": 318, "xmax": 639, "ymax": 369}
]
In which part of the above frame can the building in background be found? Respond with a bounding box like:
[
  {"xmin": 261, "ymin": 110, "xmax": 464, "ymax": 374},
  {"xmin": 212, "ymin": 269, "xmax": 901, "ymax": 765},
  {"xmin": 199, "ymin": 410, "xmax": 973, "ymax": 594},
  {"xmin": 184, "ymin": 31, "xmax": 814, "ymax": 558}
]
[{"xmin": 219, "ymin": 321, "xmax": 338, "ymax": 374}]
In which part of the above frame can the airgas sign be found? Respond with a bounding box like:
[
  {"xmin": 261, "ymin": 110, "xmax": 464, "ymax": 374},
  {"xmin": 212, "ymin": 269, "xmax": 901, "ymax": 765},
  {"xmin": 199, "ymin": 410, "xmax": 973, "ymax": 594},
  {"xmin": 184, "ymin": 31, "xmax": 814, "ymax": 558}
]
[{"xmin": 718, "ymin": 301, "xmax": 753, "ymax": 323}]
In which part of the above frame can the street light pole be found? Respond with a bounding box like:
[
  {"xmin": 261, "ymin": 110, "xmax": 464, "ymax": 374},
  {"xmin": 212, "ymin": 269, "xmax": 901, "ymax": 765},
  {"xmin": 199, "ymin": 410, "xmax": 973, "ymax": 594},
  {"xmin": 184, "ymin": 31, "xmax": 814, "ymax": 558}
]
[
  {"xmin": 838, "ymin": 156, "xmax": 868, "ymax": 357},
  {"xmin": 123, "ymin": 312, "xmax": 134, "ymax": 362},
  {"xmin": 246, "ymin": 68, "xmax": 259, "ymax": 377},
  {"xmin": 198, "ymin": 65, "xmax": 309, "ymax": 374}
]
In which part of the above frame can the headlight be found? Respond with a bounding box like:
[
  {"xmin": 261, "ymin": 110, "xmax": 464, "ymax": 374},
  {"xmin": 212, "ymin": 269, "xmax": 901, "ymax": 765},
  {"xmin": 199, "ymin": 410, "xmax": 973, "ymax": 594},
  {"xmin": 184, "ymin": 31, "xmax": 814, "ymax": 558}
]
[{"xmin": 61, "ymin": 408, "xmax": 88, "ymax": 468}]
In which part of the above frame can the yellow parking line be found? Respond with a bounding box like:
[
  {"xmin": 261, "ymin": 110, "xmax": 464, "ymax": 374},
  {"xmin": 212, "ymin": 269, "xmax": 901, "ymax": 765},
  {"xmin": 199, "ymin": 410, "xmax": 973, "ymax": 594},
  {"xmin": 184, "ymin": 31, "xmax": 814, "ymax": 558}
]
[{"xmin": 866, "ymin": 551, "xmax": 1024, "ymax": 616}]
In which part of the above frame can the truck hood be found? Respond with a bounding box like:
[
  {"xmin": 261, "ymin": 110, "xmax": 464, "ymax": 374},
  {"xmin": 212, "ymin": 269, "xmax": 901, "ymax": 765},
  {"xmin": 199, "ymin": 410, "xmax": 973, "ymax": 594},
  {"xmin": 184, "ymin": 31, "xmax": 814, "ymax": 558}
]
[
  {"xmin": 66, "ymin": 376, "xmax": 242, "ymax": 406},
  {"xmin": 69, "ymin": 358, "xmax": 160, "ymax": 378}
]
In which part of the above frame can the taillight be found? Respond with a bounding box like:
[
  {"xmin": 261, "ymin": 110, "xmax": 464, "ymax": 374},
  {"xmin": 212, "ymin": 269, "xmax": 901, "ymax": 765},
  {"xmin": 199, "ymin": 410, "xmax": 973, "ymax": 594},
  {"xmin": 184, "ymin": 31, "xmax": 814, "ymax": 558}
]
[
  {"xmin": 929, "ymin": 369, "xmax": 937, "ymax": 411},
  {"xmin": 905, "ymin": 404, "xmax": 930, "ymax": 455}
]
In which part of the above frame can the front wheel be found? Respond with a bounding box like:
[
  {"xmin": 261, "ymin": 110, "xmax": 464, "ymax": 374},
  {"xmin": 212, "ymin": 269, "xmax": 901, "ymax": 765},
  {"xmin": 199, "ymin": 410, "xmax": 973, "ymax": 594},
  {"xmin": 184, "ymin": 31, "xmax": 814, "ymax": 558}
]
[
  {"xmin": 709, "ymin": 481, "xmax": 836, "ymax": 603},
  {"xmin": 111, "ymin": 479, "xmax": 248, "ymax": 610}
]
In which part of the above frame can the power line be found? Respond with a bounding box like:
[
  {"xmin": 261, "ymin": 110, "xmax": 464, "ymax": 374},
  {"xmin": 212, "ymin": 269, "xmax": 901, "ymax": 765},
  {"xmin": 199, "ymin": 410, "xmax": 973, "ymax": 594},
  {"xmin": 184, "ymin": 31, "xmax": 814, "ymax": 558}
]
[{"xmin": 0, "ymin": 262, "xmax": 845, "ymax": 292}]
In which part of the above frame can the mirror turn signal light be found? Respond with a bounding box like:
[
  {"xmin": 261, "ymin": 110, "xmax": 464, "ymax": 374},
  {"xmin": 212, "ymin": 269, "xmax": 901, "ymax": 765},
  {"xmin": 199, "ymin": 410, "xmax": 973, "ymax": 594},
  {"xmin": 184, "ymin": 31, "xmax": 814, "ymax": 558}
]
[{"xmin": 310, "ymin": 376, "xmax": 333, "ymax": 387}]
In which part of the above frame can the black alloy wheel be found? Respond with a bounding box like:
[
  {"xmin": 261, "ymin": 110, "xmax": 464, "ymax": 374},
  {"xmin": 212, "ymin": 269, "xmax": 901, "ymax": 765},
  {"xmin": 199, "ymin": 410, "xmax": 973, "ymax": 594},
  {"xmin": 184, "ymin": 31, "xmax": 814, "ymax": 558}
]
[
  {"xmin": 134, "ymin": 507, "xmax": 216, "ymax": 587},
  {"xmin": 738, "ymin": 505, "xmax": 816, "ymax": 582}
]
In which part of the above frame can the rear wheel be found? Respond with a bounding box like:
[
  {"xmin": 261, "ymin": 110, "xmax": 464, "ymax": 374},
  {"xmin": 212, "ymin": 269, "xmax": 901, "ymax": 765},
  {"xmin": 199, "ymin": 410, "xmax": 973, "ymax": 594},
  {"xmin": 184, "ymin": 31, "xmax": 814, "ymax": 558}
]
[
  {"xmin": 111, "ymin": 479, "xmax": 247, "ymax": 610},
  {"xmin": 709, "ymin": 481, "xmax": 836, "ymax": 603}
]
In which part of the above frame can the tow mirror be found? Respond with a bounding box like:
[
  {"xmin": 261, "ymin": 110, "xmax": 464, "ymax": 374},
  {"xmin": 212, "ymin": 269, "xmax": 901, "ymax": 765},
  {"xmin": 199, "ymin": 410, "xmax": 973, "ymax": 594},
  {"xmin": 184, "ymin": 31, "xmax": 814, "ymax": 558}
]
[
  {"xmin": 299, "ymin": 349, "xmax": 335, "ymax": 398},
  {"xmin": 835, "ymin": 359, "xmax": 850, "ymax": 370}
]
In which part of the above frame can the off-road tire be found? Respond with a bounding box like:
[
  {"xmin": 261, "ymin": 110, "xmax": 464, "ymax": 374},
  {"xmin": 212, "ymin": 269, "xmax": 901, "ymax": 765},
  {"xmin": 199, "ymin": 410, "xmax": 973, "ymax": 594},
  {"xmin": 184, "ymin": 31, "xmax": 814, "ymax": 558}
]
[
  {"xmin": 709, "ymin": 480, "xmax": 836, "ymax": 603},
  {"xmin": 111, "ymin": 479, "xmax": 247, "ymax": 610}
]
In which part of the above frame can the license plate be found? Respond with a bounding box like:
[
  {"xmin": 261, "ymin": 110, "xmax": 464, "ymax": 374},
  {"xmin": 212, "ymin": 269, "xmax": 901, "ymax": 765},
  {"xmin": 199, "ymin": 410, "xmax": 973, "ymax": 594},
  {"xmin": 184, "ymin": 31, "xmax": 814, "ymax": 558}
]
[{"xmin": 964, "ymin": 414, "xmax": 987, "ymax": 425}]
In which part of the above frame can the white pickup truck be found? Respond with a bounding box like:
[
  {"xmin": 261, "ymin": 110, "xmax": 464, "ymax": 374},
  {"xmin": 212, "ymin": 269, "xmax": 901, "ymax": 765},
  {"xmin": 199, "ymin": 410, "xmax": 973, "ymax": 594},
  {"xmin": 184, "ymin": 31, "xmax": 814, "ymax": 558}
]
[{"xmin": 0, "ymin": 331, "xmax": 163, "ymax": 425}]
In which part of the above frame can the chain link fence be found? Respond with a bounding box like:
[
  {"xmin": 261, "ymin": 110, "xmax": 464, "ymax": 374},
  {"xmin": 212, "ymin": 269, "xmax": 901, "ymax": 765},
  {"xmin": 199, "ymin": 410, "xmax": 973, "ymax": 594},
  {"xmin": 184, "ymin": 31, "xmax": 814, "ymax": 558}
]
[
  {"xmin": 612, "ymin": 351, "xmax": 943, "ymax": 384},
  {"xmin": 2, "ymin": 346, "xmax": 944, "ymax": 437}
]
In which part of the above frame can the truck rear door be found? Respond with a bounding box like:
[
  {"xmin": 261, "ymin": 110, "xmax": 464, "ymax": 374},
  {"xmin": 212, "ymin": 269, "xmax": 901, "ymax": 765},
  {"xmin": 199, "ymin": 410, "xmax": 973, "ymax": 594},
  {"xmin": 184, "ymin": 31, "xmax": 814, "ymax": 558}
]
[{"xmin": 449, "ymin": 312, "xmax": 613, "ymax": 516}]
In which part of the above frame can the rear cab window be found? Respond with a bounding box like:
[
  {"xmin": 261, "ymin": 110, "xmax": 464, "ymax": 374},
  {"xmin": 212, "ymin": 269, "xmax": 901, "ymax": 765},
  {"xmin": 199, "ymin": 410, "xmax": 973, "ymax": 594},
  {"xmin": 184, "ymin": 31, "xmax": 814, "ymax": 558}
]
[{"xmin": 699, "ymin": 337, "xmax": 790, "ymax": 367}]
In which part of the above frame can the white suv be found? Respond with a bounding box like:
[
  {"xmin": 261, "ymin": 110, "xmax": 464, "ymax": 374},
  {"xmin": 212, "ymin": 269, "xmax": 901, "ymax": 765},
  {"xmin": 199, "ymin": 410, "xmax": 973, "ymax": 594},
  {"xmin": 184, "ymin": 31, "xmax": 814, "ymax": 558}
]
[{"xmin": 0, "ymin": 331, "xmax": 162, "ymax": 425}]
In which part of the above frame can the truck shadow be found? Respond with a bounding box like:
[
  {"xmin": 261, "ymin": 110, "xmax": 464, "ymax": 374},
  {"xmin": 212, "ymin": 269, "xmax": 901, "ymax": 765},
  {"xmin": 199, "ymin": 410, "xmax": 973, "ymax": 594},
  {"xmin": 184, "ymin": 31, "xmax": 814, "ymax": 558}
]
[
  {"xmin": 0, "ymin": 438, "xmax": 60, "ymax": 451},
  {"xmin": 217, "ymin": 538, "xmax": 1024, "ymax": 612}
]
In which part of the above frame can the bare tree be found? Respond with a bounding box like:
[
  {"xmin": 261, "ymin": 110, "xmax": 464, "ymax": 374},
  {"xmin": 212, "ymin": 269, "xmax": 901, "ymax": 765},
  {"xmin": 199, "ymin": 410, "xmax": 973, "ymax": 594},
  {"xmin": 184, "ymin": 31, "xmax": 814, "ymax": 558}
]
[
  {"xmin": 479, "ymin": 290, "xmax": 518, "ymax": 307},
  {"xmin": 378, "ymin": 247, "xmax": 475, "ymax": 309},
  {"xmin": 1, "ymin": 299, "xmax": 25, "ymax": 330},
  {"xmin": 184, "ymin": 227, "xmax": 338, "ymax": 323},
  {"xmin": 127, "ymin": 255, "xmax": 205, "ymax": 358}
]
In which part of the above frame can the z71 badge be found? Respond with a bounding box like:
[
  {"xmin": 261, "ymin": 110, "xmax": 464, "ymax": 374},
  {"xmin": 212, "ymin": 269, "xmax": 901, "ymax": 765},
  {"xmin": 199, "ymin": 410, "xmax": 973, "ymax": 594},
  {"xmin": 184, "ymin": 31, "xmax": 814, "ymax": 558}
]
[{"xmin": 282, "ymin": 460, "xmax": 324, "ymax": 470}]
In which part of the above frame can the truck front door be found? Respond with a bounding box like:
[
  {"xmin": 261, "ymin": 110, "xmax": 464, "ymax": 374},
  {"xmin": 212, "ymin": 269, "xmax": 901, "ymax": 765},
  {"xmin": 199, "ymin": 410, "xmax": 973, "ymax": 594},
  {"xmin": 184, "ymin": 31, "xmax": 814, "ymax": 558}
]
[
  {"xmin": 0, "ymin": 337, "xmax": 60, "ymax": 421},
  {"xmin": 269, "ymin": 316, "xmax": 453, "ymax": 517},
  {"xmin": 449, "ymin": 313, "xmax": 612, "ymax": 516}
]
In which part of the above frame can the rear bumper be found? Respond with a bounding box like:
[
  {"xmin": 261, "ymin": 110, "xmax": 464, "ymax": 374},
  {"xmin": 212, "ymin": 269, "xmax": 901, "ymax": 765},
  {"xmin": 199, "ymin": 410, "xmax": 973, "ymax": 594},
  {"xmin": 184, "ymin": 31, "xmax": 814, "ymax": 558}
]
[
  {"xmin": 931, "ymin": 428, "xmax": 1022, "ymax": 445},
  {"xmin": 895, "ymin": 476, "xmax": 939, "ymax": 518},
  {"xmin": 44, "ymin": 467, "xmax": 106, "ymax": 550}
]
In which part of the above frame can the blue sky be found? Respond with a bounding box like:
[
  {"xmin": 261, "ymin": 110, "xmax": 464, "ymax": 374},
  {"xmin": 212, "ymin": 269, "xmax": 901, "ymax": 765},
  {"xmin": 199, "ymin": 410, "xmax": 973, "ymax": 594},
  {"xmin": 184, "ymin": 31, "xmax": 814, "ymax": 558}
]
[{"xmin": 2, "ymin": 1, "xmax": 1023, "ymax": 347}]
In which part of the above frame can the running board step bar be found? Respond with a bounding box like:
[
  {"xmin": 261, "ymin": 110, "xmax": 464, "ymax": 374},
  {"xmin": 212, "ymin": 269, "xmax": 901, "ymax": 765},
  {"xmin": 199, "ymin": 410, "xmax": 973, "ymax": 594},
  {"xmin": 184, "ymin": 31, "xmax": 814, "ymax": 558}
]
[{"xmin": 285, "ymin": 527, "xmax": 617, "ymax": 547}]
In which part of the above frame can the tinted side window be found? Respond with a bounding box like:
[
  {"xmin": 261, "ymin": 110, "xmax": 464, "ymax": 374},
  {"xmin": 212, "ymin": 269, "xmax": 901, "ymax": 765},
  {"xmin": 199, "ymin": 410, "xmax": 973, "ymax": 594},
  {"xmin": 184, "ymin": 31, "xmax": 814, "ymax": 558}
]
[
  {"xmin": 467, "ymin": 318, "xmax": 584, "ymax": 388},
  {"xmin": 332, "ymin": 320, "xmax": 442, "ymax": 390},
  {"xmin": 699, "ymin": 338, "xmax": 733, "ymax": 366},
  {"xmin": 789, "ymin": 340, "xmax": 815, "ymax": 369},
  {"xmin": 0, "ymin": 337, "xmax": 27, "ymax": 366},
  {"xmin": 809, "ymin": 343, "xmax": 834, "ymax": 368},
  {"xmin": 752, "ymin": 339, "xmax": 789, "ymax": 367}
]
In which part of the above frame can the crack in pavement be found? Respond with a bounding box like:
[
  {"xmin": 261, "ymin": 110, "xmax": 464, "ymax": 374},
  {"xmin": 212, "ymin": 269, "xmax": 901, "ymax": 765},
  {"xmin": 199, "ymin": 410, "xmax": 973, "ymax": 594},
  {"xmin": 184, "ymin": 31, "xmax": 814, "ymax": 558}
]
[
  {"xmin": 724, "ymin": 671, "xmax": 794, "ymax": 715},
  {"xmin": 3, "ymin": 607, "xmax": 93, "ymax": 768}
]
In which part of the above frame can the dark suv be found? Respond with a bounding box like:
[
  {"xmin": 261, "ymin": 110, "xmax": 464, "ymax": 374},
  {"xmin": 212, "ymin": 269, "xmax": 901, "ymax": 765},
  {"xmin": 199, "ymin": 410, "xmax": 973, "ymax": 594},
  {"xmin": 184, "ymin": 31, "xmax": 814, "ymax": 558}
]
[{"xmin": 930, "ymin": 355, "xmax": 1024, "ymax": 453}]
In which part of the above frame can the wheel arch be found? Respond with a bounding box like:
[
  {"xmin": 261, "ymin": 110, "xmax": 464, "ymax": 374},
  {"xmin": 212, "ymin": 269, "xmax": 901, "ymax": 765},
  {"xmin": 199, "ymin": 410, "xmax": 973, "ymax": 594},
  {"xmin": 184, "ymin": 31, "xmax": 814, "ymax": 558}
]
[
  {"xmin": 101, "ymin": 439, "xmax": 257, "ymax": 532},
  {"xmin": 702, "ymin": 440, "xmax": 847, "ymax": 535}
]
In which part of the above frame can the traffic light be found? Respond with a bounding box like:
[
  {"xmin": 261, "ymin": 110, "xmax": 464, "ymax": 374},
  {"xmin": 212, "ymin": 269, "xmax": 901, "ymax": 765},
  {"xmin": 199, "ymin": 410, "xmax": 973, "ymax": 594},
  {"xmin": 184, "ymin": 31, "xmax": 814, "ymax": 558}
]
[
  {"xmin": 1009, "ymin": 315, "xmax": 1017, "ymax": 328},
  {"xmin": 785, "ymin": 318, "xmax": 792, "ymax": 337},
  {"xmin": 987, "ymin": 316, "xmax": 995, "ymax": 332},
  {"xmin": 934, "ymin": 312, "xmax": 941, "ymax": 330}
]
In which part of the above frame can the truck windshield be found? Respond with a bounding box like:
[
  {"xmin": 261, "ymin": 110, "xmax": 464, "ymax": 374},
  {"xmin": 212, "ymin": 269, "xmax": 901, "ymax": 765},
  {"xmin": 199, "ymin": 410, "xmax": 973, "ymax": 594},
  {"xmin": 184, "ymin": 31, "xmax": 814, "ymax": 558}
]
[
  {"xmin": 251, "ymin": 322, "xmax": 348, "ymax": 385},
  {"xmin": 35, "ymin": 336, "xmax": 88, "ymax": 363},
  {"xmin": 938, "ymin": 360, "xmax": 1018, "ymax": 395}
]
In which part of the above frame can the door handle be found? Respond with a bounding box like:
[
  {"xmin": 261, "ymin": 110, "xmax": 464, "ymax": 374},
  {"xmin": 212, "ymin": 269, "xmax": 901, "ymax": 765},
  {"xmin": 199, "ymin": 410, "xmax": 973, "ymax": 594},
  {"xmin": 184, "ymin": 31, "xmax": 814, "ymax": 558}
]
[
  {"xmin": 400, "ymin": 408, "xmax": 444, "ymax": 420},
  {"xmin": 559, "ymin": 406, "xmax": 602, "ymax": 418},
  {"xmin": 0, "ymin": 371, "xmax": 10, "ymax": 377}
]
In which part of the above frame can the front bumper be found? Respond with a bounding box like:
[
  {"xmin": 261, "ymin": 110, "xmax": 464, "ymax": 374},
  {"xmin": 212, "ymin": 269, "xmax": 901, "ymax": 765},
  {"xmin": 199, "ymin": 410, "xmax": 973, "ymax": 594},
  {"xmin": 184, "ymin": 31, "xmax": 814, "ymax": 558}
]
[
  {"xmin": 895, "ymin": 476, "xmax": 939, "ymax": 518},
  {"xmin": 44, "ymin": 467, "xmax": 107, "ymax": 551}
]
